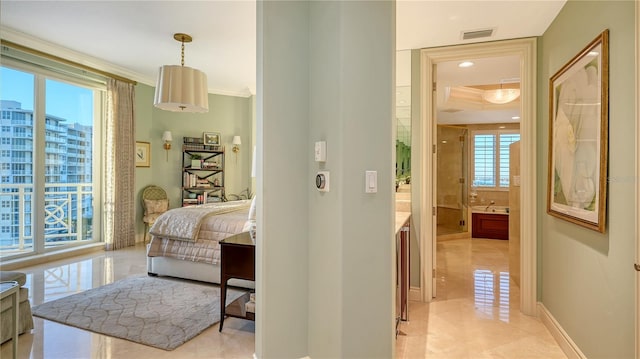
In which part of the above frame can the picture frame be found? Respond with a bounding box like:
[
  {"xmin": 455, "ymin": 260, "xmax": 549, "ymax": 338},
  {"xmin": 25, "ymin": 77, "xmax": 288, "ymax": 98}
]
[
  {"xmin": 203, "ymin": 132, "xmax": 221, "ymax": 145},
  {"xmin": 136, "ymin": 141, "xmax": 151, "ymax": 167},
  {"xmin": 547, "ymin": 29, "xmax": 609, "ymax": 233}
]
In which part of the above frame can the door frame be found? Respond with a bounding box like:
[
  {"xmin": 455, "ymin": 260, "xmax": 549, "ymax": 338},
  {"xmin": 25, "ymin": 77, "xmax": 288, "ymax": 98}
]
[
  {"xmin": 634, "ymin": 2, "xmax": 639, "ymax": 358},
  {"xmin": 418, "ymin": 38, "xmax": 538, "ymax": 316}
]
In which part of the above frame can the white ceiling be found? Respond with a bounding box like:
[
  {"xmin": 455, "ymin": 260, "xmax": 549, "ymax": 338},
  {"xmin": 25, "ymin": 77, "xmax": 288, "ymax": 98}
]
[
  {"xmin": 1, "ymin": 1, "xmax": 566, "ymax": 100},
  {"xmin": 436, "ymin": 55, "xmax": 522, "ymax": 125}
]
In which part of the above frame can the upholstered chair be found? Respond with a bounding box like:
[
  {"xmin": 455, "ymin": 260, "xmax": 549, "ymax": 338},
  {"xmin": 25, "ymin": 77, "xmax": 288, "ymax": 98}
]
[
  {"xmin": 0, "ymin": 271, "xmax": 34, "ymax": 344},
  {"xmin": 141, "ymin": 185, "xmax": 169, "ymax": 243}
]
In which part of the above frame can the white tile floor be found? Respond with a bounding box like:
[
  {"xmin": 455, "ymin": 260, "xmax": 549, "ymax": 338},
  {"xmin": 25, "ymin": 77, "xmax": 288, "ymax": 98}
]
[
  {"xmin": 1, "ymin": 244, "xmax": 255, "ymax": 359},
  {"xmin": 2, "ymin": 238, "xmax": 566, "ymax": 358},
  {"xmin": 396, "ymin": 237, "xmax": 567, "ymax": 358}
]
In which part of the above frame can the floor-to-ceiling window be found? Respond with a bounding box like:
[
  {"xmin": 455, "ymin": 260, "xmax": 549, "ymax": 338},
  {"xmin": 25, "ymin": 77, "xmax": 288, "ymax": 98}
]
[{"xmin": 0, "ymin": 57, "xmax": 104, "ymax": 260}]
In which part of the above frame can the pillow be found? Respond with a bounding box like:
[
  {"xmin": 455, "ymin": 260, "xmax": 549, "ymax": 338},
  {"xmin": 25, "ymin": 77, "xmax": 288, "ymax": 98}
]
[
  {"xmin": 248, "ymin": 196, "xmax": 256, "ymax": 221},
  {"xmin": 144, "ymin": 199, "xmax": 169, "ymax": 216}
]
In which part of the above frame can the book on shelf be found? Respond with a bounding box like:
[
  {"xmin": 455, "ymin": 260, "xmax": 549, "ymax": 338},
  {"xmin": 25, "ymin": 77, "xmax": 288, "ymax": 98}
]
[
  {"xmin": 182, "ymin": 144, "xmax": 224, "ymax": 152},
  {"xmin": 184, "ymin": 173, "xmax": 201, "ymax": 188},
  {"xmin": 183, "ymin": 136, "xmax": 204, "ymax": 144},
  {"xmin": 196, "ymin": 181, "xmax": 211, "ymax": 188}
]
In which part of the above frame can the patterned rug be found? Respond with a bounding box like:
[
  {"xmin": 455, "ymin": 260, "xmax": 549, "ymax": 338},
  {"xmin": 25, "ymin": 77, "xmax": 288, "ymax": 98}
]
[{"xmin": 32, "ymin": 275, "xmax": 248, "ymax": 350}]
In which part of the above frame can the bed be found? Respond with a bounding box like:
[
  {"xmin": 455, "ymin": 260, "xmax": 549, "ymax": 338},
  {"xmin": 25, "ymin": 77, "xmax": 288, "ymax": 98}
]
[{"xmin": 146, "ymin": 199, "xmax": 255, "ymax": 289}]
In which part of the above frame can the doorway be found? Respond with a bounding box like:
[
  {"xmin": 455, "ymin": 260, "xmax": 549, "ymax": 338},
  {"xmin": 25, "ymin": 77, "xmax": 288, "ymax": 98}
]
[{"xmin": 417, "ymin": 38, "xmax": 537, "ymax": 315}]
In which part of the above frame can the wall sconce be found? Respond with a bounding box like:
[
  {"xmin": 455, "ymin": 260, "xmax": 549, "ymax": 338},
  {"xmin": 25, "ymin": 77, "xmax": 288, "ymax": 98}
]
[
  {"xmin": 162, "ymin": 131, "xmax": 173, "ymax": 161},
  {"xmin": 232, "ymin": 136, "xmax": 241, "ymax": 163}
]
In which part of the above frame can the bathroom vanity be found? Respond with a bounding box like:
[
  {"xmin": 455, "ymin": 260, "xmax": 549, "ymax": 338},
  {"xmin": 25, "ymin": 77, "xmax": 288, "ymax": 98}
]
[{"xmin": 472, "ymin": 210, "xmax": 509, "ymax": 240}]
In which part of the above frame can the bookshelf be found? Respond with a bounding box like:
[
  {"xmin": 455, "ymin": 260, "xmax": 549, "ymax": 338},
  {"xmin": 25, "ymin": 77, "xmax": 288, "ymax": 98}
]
[{"xmin": 182, "ymin": 137, "xmax": 225, "ymax": 206}]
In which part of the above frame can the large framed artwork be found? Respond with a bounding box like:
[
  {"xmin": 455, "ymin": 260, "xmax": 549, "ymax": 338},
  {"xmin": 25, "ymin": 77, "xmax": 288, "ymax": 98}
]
[
  {"xmin": 547, "ymin": 29, "xmax": 609, "ymax": 233},
  {"xmin": 136, "ymin": 141, "xmax": 151, "ymax": 167}
]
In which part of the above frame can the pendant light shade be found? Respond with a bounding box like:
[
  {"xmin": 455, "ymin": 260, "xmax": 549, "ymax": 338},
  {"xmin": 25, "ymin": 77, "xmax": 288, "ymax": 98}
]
[
  {"xmin": 154, "ymin": 33, "xmax": 209, "ymax": 113},
  {"xmin": 482, "ymin": 88, "xmax": 520, "ymax": 105},
  {"xmin": 154, "ymin": 65, "xmax": 209, "ymax": 113}
]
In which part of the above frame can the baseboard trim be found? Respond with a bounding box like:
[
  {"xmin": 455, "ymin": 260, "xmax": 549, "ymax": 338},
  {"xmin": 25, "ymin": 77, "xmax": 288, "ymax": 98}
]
[
  {"xmin": 409, "ymin": 286, "xmax": 421, "ymax": 301},
  {"xmin": 537, "ymin": 302, "xmax": 586, "ymax": 359}
]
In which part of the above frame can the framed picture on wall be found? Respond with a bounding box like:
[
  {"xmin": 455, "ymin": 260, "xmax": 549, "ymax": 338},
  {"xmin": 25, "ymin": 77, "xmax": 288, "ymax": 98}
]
[
  {"xmin": 547, "ymin": 29, "xmax": 609, "ymax": 233},
  {"xmin": 135, "ymin": 141, "xmax": 151, "ymax": 167},
  {"xmin": 203, "ymin": 132, "xmax": 221, "ymax": 145}
]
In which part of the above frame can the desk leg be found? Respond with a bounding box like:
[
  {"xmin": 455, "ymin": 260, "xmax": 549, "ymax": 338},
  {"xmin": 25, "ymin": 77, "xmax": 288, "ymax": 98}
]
[
  {"xmin": 11, "ymin": 289, "xmax": 18, "ymax": 359},
  {"xmin": 219, "ymin": 278, "xmax": 227, "ymax": 332}
]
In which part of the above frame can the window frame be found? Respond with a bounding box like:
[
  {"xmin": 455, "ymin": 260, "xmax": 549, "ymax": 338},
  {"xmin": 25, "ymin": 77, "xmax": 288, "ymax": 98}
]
[
  {"xmin": 471, "ymin": 129, "xmax": 520, "ymax": 191},
  {"xmin": 0, "ymin": 57, "xmax": 105, "ymax": 260}
]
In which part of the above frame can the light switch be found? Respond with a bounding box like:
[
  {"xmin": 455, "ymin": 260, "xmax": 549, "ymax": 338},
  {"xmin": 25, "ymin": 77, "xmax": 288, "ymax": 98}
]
[
  {"xmin": 365, "ymin": 170, "xmax": 377, "ymax": 193},
  {"xmin": 512, "ymin": 175, "xmax": 521, "ymax": 187},
  {"xmin": 314, "ymin": 141, "xmax": 326, "ymax": 162}
]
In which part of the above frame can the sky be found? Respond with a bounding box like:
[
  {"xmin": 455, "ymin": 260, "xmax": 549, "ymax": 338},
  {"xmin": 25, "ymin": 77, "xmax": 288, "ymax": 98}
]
[{"xmin": 0, "ymin": 66, "xmax": 94, "ymax": 126}]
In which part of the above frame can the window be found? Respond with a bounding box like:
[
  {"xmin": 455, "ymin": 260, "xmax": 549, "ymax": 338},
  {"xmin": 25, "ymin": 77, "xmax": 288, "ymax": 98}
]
[
  {"xmin": 1, "ymin": 59, "xmax": 103, "ymax": 259},
  {"xmin": 472, "ymin": 130, "xmax": 520, "ymax": 189}
]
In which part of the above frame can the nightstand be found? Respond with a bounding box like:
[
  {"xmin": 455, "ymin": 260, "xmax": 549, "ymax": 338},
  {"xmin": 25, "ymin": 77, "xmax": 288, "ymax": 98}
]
[{"xmin": 219, "ymin": 231, "xmax": 255, "ymax": 332}]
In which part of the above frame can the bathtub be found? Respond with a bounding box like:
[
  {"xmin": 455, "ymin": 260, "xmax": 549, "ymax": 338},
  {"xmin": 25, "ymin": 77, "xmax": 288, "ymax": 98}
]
[
  {"xmin": 471, "ymin": 206, "xmax": 509, "ymax": 240},
  {"xmin": 471, "ymin": 205, "xmax": 509, "ymax": 214}
]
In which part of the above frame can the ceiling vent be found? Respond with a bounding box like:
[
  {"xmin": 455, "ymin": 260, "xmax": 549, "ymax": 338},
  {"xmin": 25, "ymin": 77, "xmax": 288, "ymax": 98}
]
[{"xmin": 461, "ymin": 28, "xmax": 494, "ymax": 40}]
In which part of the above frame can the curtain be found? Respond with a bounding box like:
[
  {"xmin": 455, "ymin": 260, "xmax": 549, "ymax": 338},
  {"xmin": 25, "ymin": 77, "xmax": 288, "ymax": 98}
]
[{"xmin": 104, "ymin": 78, "xmax": 136, "ymax": 250}]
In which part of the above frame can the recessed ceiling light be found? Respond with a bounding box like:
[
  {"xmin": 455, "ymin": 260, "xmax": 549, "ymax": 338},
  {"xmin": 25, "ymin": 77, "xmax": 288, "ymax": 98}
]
[
  {"xmin": 441, "ymin": 140, "xmax": 448, "ymax": 144},
  {"xmin": 458, "ymin": 61, "xmax": 474, "ymax": 68},
  {"xmin": 512, "ymin": 116, "xmax": 520, "ymax": 120},
  {"xmin": 499, "ymin": 126, "xmax": 506, "ymax": 129}
]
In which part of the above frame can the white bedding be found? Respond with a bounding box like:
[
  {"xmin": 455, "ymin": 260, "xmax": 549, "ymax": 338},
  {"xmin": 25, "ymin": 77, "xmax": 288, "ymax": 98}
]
[
  {"xmin": 149, "ymin": 200, "xmax": 250, "ymax": 241},
  {"xmin": 147, "ymin": 201, "xmax": 251, "ymax": 265}
]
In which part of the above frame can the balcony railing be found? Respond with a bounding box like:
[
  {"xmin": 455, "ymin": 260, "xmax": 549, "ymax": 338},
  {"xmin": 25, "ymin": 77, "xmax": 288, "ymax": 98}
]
[{"xmin": 0, "ymin": 182, "xmax": 95, "ymax": 257}]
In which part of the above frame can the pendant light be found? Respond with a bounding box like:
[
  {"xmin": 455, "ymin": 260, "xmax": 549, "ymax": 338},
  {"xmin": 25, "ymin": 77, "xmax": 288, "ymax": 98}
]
[
  {"xmin": 154, "ymin": 33, "xmax": 209, "ymax": 113},
  {"xmin": 482, "ymin": 85, "xmax": 520, "ymax": 105}
]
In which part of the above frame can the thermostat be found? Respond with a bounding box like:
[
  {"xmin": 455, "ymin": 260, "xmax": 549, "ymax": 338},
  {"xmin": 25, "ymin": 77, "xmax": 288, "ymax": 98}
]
[{"xmin": 316, "ymin": 171, "xmax": 330, "ymax": 192}]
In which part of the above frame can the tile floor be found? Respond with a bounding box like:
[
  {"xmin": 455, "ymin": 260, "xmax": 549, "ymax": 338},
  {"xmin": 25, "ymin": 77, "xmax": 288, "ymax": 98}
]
[
  {"xmin": 396, "ymin": 237, "xmax": 567, "ymax": 358},
  {"xmin": 2, "ymin": 238, "xmax": 566, "ymax": 358},
  {"xmin": 1, "ymin": 244, "xmax": 255, "ymax": 359}
]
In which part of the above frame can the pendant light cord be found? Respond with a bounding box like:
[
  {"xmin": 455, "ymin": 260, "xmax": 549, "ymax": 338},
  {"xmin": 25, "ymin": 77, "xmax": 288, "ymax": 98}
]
[{"xmin": 180, "ymin": 40, "xmax": 185, "ymax": 67}]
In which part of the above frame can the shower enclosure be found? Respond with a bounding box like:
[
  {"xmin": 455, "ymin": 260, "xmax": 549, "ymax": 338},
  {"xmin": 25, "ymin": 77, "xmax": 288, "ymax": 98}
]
[{"xmin": 436, "ymin": 125, "xmax": 468, "ymax": 236}]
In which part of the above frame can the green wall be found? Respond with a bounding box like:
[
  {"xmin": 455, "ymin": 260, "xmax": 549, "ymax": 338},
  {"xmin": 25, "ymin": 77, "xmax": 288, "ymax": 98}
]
[
  {"xmin": 257, "ymin": 1, "xmax": 395, "ymax": 357},
  {"xmin": 538, "ymin": 1, "xmax": 635, "ymax": 357},
  {"xmin": 134, "ymin": 83, "xmax": 253, "ymax": 242}
]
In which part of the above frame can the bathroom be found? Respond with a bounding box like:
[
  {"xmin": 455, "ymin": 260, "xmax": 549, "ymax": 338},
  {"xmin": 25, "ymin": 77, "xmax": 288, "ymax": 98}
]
[
  {"xmin": 434, "ymin": 55, "xmax": 522, "ymax": 244},
  {"xmin": 436, "ymin": 123, "xmax": 520, "ymax": 241}
]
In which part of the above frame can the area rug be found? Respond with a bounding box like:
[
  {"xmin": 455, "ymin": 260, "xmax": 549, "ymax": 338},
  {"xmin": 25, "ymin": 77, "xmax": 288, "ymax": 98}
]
[{"xmin": 32, "ymin": 275, "xmax": 248, "ymax": 351}]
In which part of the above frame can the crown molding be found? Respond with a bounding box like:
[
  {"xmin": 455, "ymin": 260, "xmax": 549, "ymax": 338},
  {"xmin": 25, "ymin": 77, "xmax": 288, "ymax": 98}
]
[
  {"xmin": 1, "ymin": 26, "xmax": 254, "ymax": 98},
  {"xmin": 1, "ymin": 26, "xmax": 146, "ymax": 85}
]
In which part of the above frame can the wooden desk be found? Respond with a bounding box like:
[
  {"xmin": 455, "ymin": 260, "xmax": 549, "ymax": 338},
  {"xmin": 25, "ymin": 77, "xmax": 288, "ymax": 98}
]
[
  {"xmin": 1, "ymin": 281, "xmax": 20, "ymax": 359},
  {"xmin": 219, "ymin": 232, "xmax": 255, "ymax": 332}
]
